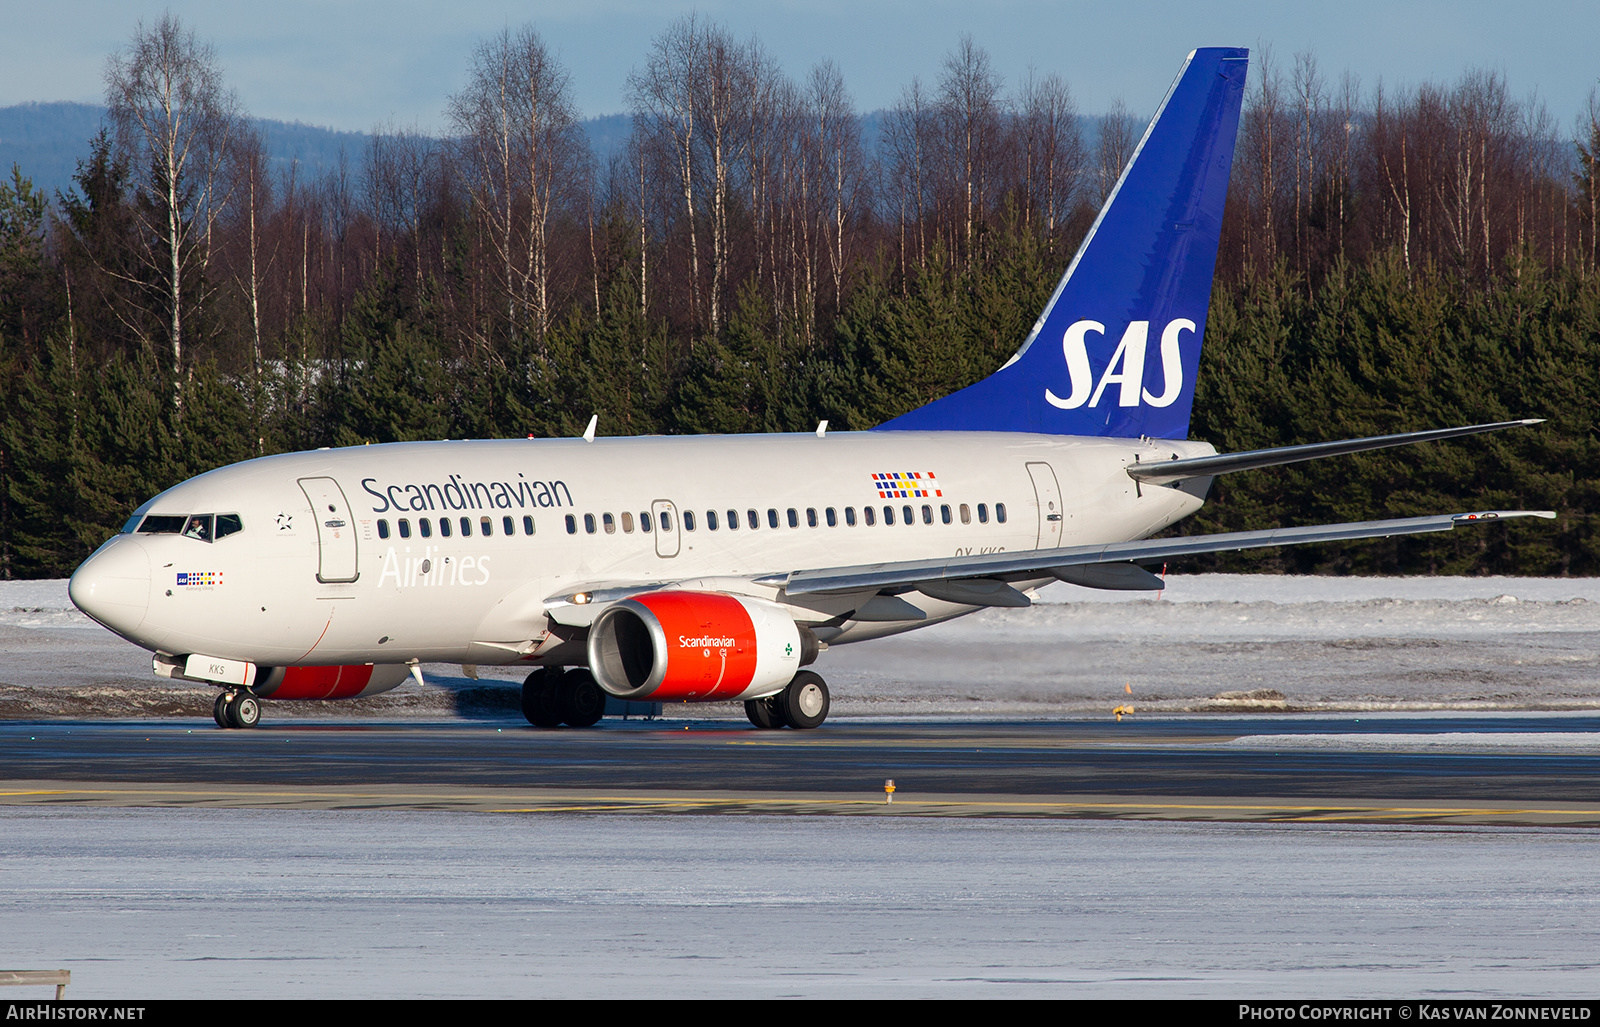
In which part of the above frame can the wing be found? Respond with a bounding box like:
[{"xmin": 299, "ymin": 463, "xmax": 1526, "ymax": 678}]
[{"xmin": 772, "ymin": 510, "xmax": 1557, "ymax": 598}]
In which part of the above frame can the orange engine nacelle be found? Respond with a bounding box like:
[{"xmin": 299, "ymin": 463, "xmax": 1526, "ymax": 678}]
[
  {"xmin": 252, "ymin": 664, "xmax": 412, "ymax": 700},
  {"xmin": 587, "ymin": 591, "xmax": 814, "ymax": 702}
]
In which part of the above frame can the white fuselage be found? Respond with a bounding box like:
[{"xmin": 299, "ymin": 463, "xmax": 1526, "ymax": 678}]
[{"xmin": 70, "ymin": 430, "xmax": 1214, "ymax": 673}]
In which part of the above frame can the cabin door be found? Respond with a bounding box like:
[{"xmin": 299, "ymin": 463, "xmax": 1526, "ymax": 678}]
[
  {"xmin": 298, "ymin": 477, "xmax": 359, "ymax": 582},
  {"xmin": 651, "ymin": 500, "xmax": 681, "ymax": 558},
  {"xmin": 1025, "ymin": 462, "xmax": 1063, "ymax": 550}
]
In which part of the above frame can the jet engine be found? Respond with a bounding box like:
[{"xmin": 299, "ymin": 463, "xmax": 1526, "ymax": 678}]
[{"xmin": 587, "ymin": 591, "xmax": 815, "ymax": 701}]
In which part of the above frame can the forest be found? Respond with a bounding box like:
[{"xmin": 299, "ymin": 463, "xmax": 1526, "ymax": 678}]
[{"xmin": 2, "ymin": 14, "xmax": 1600, "ymax": 579}]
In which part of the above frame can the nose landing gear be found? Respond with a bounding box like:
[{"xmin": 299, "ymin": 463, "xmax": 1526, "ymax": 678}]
[{"xmin": 212, "ymin": 690, "xmax": 261, "ymax": 729}]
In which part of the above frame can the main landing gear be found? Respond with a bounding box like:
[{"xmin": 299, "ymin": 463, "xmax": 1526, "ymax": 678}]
[
  {"xmin": 745, "ymin": 671, "xmax": 830, "ymax": 730},
  {"xmin": 521, "ymin": 667, "xmax": 606, "ymax": 728},
  {"xmin": 212, "ymin": 689, "xmax": 261, "ymax": 729}
]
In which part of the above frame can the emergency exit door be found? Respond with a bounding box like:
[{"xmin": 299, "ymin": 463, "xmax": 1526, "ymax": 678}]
[{"xmin": 1025, "ymin": 462, "xmax": 1063, "ymax": 550}]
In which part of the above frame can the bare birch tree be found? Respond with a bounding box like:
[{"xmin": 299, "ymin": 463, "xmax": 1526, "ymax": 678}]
[
  {"xmin": 1015, "ymin": 68, "xmax": 1085, "ymax": 237},
  {"xmin": 105, "ymin": 12, "xmax": 240, "ymax": 411},
  {"xmin": 449, "ymin": 26, "xmax": 587, "ymax": 343},
  {"xmin": 937, "ymin": 35, "xmax": 1003, "ymax": 266},
  {"xmin": 1094, "ymin": 97, "xmax": 1139, "ymax": 208}
]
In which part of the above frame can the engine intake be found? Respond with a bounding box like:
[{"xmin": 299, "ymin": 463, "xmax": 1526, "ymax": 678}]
[{"xmin": 587, "ymin": 591, "xmax": 811, "ymax": 701}]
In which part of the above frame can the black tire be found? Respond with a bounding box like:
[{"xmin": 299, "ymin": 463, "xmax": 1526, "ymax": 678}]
[
  {"xmin": 780, "ymin": 671, "xmax": 829, "ymax": 730},
  {"xmin": 213, "ymin": 692, "xmax": 231, "ymax": 729},
  {"xmin": 521, "ymin": 668, "xmax": 565, "ymax": 728},
  {"xmin": 228, "ymin": 693, "xmax": 261, "ymax": 729},
  {"xmin": 744, "ymin": 696, "xmax": 785, "ymax": 729},
  {"xmin": 561, "ymin": 670, "xmax": 606, "ymax": 728}
]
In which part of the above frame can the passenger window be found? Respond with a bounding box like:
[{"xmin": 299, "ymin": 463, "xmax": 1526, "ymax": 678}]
[
  {"xmin": 707, "ymin": 510, "xmax": 719, "ymax": 530},
  {"xmin": 825, "ymin": 508, "xmax": 836, "ymax": 527},
  {"xmin": 768, "ymin": 509, "xmax": 779, "ymax": 529},
  {"xmin": 864, "ymin": 506, "xmax": 875, "ymax": 526},
  {"xmin": 215, "ymin": 514, "xmax": 244, "ymax": 539},
  {"xmin": 883, "ymin": 506, "xmax": 894, "ymax": 525},
  {"xmin": 684, "ymin": 511, "xmax": 696, "ymax": 531},
  {"xmin": 583, "ymin": 514, "xmax": 596, "ymax": 534},
  {"xmin": 440, "ymin": 517, "xmax": 453, "ymax": 538},
  {"xmin": 183, "ymin": 514, "xmax": 213, "ymax": 542},
  {"xmin": 603, "ymin": 513, "xmax": 616, "ymax": 535},
  {"xmin": 747, "ymin": 509, "xmax": 759, "ymax": 530},
  {"xmin": 845, "ymin": 507, "xmax": 856, "ymax": 526},
  {"xmin": 459, "ymin": 516, "xmax": 471, "ymax": 537},
  {"xmin": 482, "ymin": 516, "xmax": 494, "ymax": 536},
  {"xmin": 960, "ymin": 504, "xmax": 971, "ymax": 524},
  {"xmin": 420, "ymin": 518, "xmax": 433, "ymax": 538},
  {"xmin": 378, "ymin": 519, "xmax": 390, "ymax": 539},
  {"xmin": 978, "ymin": 503, "xmax": 989, "ymax": 523},
  {"xmin": 922, "ymin": 504, "xmax": 933, "ymax": 524},
  {"xmin": 565, "ymin": 515, "xmax": 577, "ymax": 534},
  {"xmin": 902, "ymin": 505, "xmax": 914, "ymax": 525},
  {"xmin": 503, "ymin": 516, "xmax": 515, "ymax": 536},
  {"xmin": 640, "ymin": 512, "xmax": 653, "ymax": 533},
  {"xmin": 787, "ymin": 508, "xmax": 799, "ymax": 528},
  {"xmin": 941, "ymin": 504, "xmax": 952, "ymax": 524},
  {"xmin": 398, "ymin": 518, "xmax": 412, "ymax": 539},
  {"xmin": 523, "ymin": 515, "xmax": 536, "ymax": 535},
  {"xmin": 997, "ymin": 503, "xmax": 1008, "ymax": 523},
  {"xmin": 621, "ymin": 512, "xmax": 634, "ymax": 533},
  {"xmin": 660, "ymin": 511, "xmax": 673, "ymax": 532}
]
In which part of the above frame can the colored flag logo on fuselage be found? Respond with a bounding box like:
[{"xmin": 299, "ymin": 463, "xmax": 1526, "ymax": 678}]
[{"xmin": 871, "ymin": 471, "xmax": 941, "ymax": 499}]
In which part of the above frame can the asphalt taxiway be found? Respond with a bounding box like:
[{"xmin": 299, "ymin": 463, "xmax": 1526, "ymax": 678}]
[{"xmin": 5, "ymin": 715, "xmax": 1600, "ymax": 826}]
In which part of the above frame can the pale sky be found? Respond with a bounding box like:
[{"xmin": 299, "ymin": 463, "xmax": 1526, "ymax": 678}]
[{"xmin": 1, "ymin": 1, "xmax": 1596, "ymax": 132}]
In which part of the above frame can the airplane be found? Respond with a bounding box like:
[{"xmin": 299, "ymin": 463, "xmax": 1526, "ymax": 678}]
[{"xmin": 67, "ymin": 47, "xmax": 1551, "ymax": 731}]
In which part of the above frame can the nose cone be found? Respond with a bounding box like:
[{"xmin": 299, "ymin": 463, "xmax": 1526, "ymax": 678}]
[{"xmin": 69, "ymin": 538, "xmax": 151, "ymax": 639}]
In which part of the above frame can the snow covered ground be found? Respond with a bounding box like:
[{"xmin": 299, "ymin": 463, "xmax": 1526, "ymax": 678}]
[
  {"xmin": 3, "ymin": 808, "xmax": 1597, "ymax": 999},
  {"xmin": 6, "ymin": 574, "xmax": 1600, "ymax": 716}
]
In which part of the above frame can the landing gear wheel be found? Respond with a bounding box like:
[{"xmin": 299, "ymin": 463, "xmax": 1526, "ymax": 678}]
[
  {"xmin": 780, "ymin": 671, "xmax": 829, "ymax": 730},
  {"xmin": 226, "ymin": 692, "xmax": 261, "ymax": 729},
  {"xmin": 213, "ymin": 692, "xmax": 231, "ymax": 728},
  {"xmin": 561, "ymin": 670, "xmax": 606, "ymax": 728},
  {"xmin": 744, "ymin": 696, "xmax": 786, "ymax": 729},
  {"xmin": 521, "ymin": 668, "xmax": 565, "ymax": 728}
]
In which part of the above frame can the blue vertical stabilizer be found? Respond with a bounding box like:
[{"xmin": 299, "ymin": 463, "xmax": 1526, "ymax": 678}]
[{"xmin": 876, "ymin": 47, "xmax": 1248, "ymax": 439}]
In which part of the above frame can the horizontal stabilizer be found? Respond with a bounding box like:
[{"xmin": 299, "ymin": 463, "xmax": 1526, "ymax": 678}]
[
  {"xmin": 1128, "ymin": 419, "xmax": 1543, "ymax": 484},
  {"xmin": 780, "ymin": 510, "xmax": 1556, "ymax": 596}
]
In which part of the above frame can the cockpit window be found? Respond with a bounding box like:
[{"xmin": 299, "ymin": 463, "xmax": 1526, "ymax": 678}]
[{"xmin": 135, "ymin": 512, "xmax": 242, "ymax": 541}]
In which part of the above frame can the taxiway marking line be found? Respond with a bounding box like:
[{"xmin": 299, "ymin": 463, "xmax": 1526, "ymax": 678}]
[{"xmin": 5, "ymin": 787, "xmax": 1600, "ymax": 822}]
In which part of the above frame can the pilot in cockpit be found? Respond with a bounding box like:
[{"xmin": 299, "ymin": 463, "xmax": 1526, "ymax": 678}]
[{"xmin": 183, "ymin": 514, "xmax": 212, "ymax": 542}]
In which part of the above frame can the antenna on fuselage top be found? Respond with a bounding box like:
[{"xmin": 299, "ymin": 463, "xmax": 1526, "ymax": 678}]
[
  {"xmin": 816, "ymin": 420, "xmax": 829, "ymax": 438},
  {"xmin": 583, "ymin": 414, "xmax": 598, "ymax": 443}
]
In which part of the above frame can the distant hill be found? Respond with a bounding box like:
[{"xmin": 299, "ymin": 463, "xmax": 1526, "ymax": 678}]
[
  {"xmin": 1, "ymin": 102, "xmax": 1126, "ymax": 204},
  {"xmin": 0, "ymin": 103, "xmax": 639, "ymax": 201},
  {"xmin": 0, "ymin": 102, "xmax": 372, "ymax": 201}
]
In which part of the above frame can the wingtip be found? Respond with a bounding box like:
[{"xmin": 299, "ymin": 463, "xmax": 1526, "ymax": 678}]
[
  {"xmin": 1520, "ymin": 417, "xmax": 1547, "ymax": 425},
  {"xmin": 1452, "ymin": 510, "xmax": 1558, "ymax": 523}
]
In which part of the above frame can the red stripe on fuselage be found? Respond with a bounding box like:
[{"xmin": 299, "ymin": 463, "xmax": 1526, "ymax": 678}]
[{"xmin": 271, "ymin": 664, "xmax": 375, "ymax": 700}]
